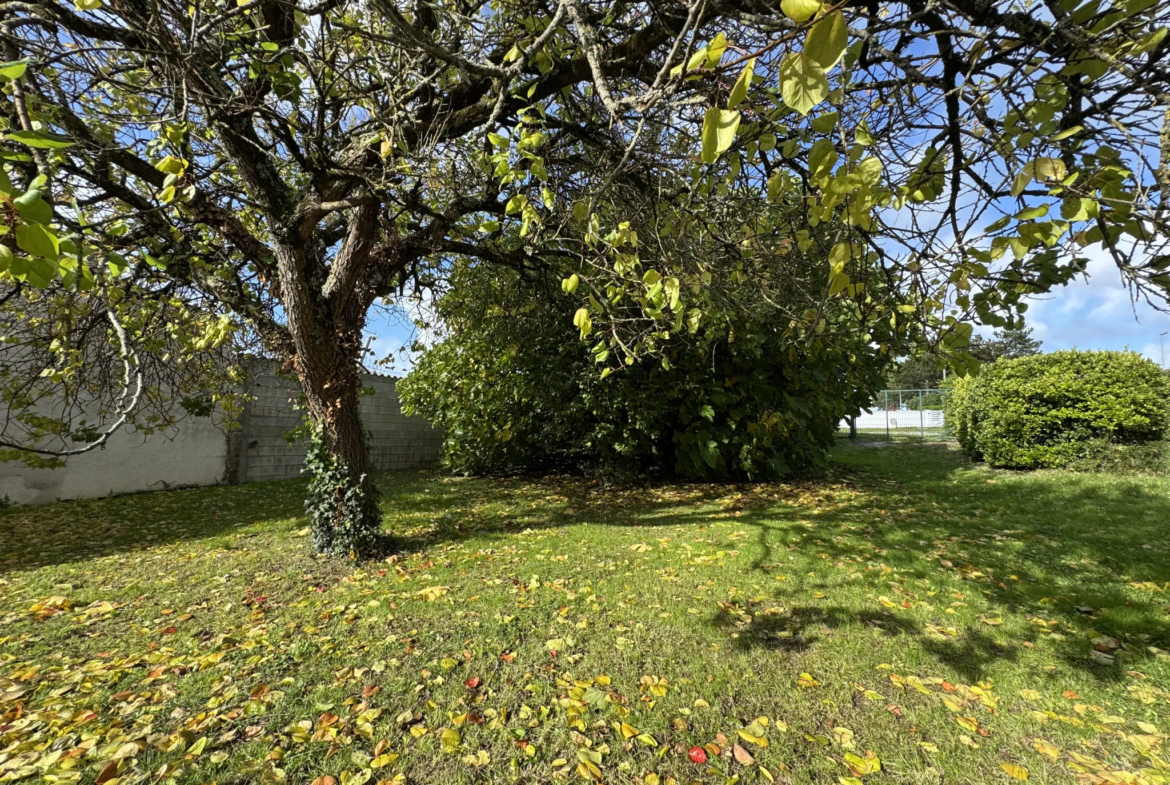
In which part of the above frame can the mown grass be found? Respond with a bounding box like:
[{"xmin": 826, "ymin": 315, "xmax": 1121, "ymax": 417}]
[{"xmin": 1, "ymin": 444, "xmax": 1168, "ymax": 785}]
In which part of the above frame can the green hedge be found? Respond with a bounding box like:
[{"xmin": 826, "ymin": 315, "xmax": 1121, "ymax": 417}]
[{"xmin": 945, "ymin": 350, "xmax": 1170, "ymax": 469}]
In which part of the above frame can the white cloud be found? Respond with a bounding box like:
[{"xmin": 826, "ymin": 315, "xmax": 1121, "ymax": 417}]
[{"xmin": 1014, "ymin": 245, "xmax": 1170, "ymax": 365}]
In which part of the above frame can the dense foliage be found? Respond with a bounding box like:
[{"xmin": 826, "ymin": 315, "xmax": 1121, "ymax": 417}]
[
  {"xmin": 946, "ymin": 351, "xmax": 1170, "ymax": 469},
  {"xmin": 401, "ymin": 261, "xmax": 885, "ymax": 480}
]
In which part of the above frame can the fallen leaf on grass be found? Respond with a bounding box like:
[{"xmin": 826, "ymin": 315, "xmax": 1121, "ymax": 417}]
[
  {"xmin": 1000, "ymin": 762, "xmax": 1029, "ymax": 780},
  {"xmin": 1032, "ymin": 739, "xmax": 1059, "ymax": 759},
  {"xmin": 843, "ymin": 751, "xmax": 880, "ymax": 775}
]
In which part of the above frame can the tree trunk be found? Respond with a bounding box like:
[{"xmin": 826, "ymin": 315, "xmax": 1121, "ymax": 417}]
[
  {"xmin": 300, "ymin": 357, "xmax": 383, "ymax": 556},
  {"xmin": 275, "ymin": 240, "xmax": 383, "ymax": 556}
]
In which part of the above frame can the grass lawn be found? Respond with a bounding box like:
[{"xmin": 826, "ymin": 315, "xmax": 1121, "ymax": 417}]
[{"xmin": 1, "ymin": 444, "xmax": 1168, "ymax": 785}]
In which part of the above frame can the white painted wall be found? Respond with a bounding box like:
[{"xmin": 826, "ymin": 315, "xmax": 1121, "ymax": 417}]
[{"xmin": 0, "ymin": 415, "xmax": 226, "ymax": 506}]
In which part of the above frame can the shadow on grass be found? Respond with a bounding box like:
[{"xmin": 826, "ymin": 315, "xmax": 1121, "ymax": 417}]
[
  {"xmin": 712, "ymin": 604, "xmax": 922, "ymax": 654},
  {"xmin": 718, "ymin": 444, "xmax": 1170, "ymax": 680},
  {"xmin": 3, "ymin": 443, "xmax": 1167, "ymax": 684},
  {"xmin": 0, "ymin": 478, "xmax": 310, "ymax": 574}
]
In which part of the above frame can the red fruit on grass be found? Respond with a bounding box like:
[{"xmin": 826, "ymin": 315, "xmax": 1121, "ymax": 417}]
[
  {"xmin": 688, "ymin": 746, "xmax": 707, "ymax": 764},
  {"xmin": 464, "ymin": 677, "xmax": 481, "ymax": 690}
]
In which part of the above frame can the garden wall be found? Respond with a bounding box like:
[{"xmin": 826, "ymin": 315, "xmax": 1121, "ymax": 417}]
[{"xmin": 0, "ymin": 370, "xmax": 442, "ymax": 505}]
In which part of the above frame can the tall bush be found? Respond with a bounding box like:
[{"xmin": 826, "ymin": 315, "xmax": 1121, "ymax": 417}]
[
  {"xmin": 400, "ymin": 262, "xmax": 888, "ymax": 481},
  {"xmin": 945, "ymin": 351, "xmax": 1170, "ymax": 469}
]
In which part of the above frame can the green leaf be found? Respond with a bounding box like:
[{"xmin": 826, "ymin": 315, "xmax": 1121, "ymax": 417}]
[
  {"xmin": 5, "ymin": 129, "xmax": 74, "ymax": 149},
  {"xmin": 767, "ymin": 172, "xmax": 783, "ymax": 199},
  {"xmin": 158, "ymin": 185, "xmax": 176, "ymax": 204},
  {"xmin": 781, "ymin": 0, "xmax": 821, "ymax": 22},
  {"xmin": 805, "ymin": 12, "xmax": 848, "ymax": 69},
  {"xmin": 1060, "ymin": 196, "xmax": 1097, "ymax": 222},
  {"xmin": 701, "ymin": 108, "xmax": 741, "ymax": 164},
  {"xmin": 779, "ymin": 53, "xmax": 828, "ymax": 116},
  {"xmin": 23, "ymin": 256, "xmax": 57, "ymax": 288},
  {"xmin": 0, "ymin": 244, "xmax": 11, "ymax": 272},
  {"xmin": 985, "ymin": 215, "xmax": 1011, "ymax": 232},
  {"xmin": 1014, "ymin": 204, "xmax": 1048, "ymax": 221},
  {"xmin": 828, "ymin": 269, "xmax": 851, "ymax": 296},
  {"xmin": 0, "ymin": 58, "xmax": 30, "ymax": 81},
  {"xmin": 16, "ymin": 222, "xmax": 59, "ymax": 260},
  {"xmin": 156, "ymin": 155, "xmax": 187, "ymax": 175},
  {"xmin": 74, "ymin": 0, "xmax": 103, "ymax": 8},
  {"xmin": 14, "ymin": 189, "xmax": 52, "ymax": 225},
  {"xmin": 1050, "ymin": 125, "xmax": 1083, "ymax": 141},
  {"xmin": 854, "ymin": 120, "xmax": 875, "ymax": 146},
  {"xmin": 261, "ymin": 41, "xmax": 280, "ymax": 52},
  {"xmin": 728, "ymin": 60, "xmax": 755, "ymax": 109},
  {"xmin": 809, "ymin": 111, "xmax": 839, "ymax": 133},
  {"xmin": 855, "ymin": 157, "xmax": 882, "ymax": 187},
  {"xmin": 562, "ymin": 274, "xmax": 580, "ymax": 293},
  {"xmin": 807, "ymin": 138, "xmax": 838, "ymax": 183},
  {"xmin": 1011, "ymin": 171, "xmax": 1031, "ymax": 197},
  {"xmin": 1023, "ymin": 157, "xmax": 1066, "ymax": 182},
  {"xmin": 505, "ymin": 194, "xmax": 527, "ymax": 214}
]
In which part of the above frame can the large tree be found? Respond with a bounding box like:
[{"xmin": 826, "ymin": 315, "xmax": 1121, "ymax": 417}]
[{"xmin": 2, "ymin": 0, "xmax": 1168, "ymax": 554}]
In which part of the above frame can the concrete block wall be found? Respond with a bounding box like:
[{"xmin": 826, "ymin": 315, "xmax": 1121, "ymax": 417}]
[
  {"xmin": 1, "ymin": 370, "xmax": 443, "ymax": 504},
  {"xmin": 238, "ymin": 371, "xmax": 443, "ymax": 483},
  {"xmin": 361, "ymin": 374, "xmax": 446, "ymax": 472},
  {"xmin": 0, "ymin": 412, "xmax": 228, "ymax": 506}
]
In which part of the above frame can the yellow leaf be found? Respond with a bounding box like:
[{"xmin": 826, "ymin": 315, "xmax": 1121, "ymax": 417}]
[
  {"xmin": 1000, "ymin": 763, "xmax": 1029, "ymax": 781},
  {"xmin": 843, "ymin": 752, "xmax": 880, "ymax": 775},
  {"xmin": 832, "ymin": 727, "xmax": 855, "ymax": 748},
  {"xmin": 941, "ymin": 696, "xmax": 964, "ymax": 713},
  {"xmin": 737, "ymin": 728, "xmax": 768, "ymax": 747},
  {"xmin": 440, "ymin": 728, "xmax": 461, "ymax": 753},
  {"xmin": 781, "ymin": 0, "xmax": 821, "ymax": 21},
  {"xmin": 371, "ymin": 753, "xmax": 400, "ymax": 768},
  {"xmin": 1032, "ymin": 739, "xmax": 1059, "ymax": 760},
  {"xmin": 797, "ymin": 672, "xmax": 821, "ymax": 688}
]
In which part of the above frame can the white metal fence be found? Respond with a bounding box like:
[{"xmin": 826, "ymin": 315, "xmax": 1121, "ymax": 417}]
[{"xmin": 838, "ymin": 389, "xmax": 949, "ymax": 440}]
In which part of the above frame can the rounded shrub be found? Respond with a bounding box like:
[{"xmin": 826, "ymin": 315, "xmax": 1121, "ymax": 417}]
[{"xmin": 945, "ymin": 350, "xmax": 1170, "ymax": 469}]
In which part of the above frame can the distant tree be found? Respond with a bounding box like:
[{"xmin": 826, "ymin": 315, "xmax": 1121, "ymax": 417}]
[
  {"xmin": 888, "ymin": 354, "xmax": 944, "ymax": 391},
  {"xmin": 969, "ymin": 327, "xmax": 1044, "ymax": 363}
]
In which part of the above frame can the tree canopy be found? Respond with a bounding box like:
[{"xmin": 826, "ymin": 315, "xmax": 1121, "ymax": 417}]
[{"xmin": 2, "ymin": 0, "xmax": 1169, "ymax": 553}]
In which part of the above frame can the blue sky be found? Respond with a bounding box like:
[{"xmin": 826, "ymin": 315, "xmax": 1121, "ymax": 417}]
[
  {"xmin": 1002, "ymin": 246, "xmax": 1170, "ymax": 368},
  {"xmin": 364, "ymin": 245, "xmax": 1170, "ymax": 375}
]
